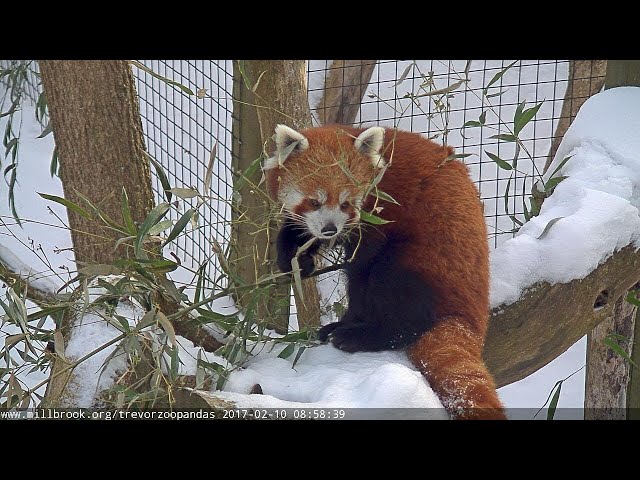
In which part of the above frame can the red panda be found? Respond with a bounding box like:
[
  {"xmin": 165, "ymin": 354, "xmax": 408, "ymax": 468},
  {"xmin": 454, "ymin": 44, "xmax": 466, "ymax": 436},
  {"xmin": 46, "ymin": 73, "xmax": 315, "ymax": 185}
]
[{"xmin": 263, "ymin": 124, "xmax": 505, "ymax": 420}]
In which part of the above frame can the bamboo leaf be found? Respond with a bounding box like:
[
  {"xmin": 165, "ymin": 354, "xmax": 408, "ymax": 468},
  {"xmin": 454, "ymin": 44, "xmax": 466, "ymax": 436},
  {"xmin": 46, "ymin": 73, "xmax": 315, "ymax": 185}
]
[
  {"xmin": 134, "ymin": 203, "xmax": 170, "ymax": 259},
  {"xmin": 603, "ymin": 335, "xmax": 639, "ymax": 368},
  {"xmin": 547, "ymin": 381, "xmax": 562, "ymax": 420},
  {"xmin": 278, "ymin": 343, "xmax": 295, "ymax": 359},
  {"xmin": 156, "ymin": 310, "xmax": 177, "ymax": 348},
  {"xmin": 204, "ymin": 141, "xmax": 217, "ymax": 191},
  {"xmin": 121, "ymin": 188, "xmax": 137, "ymax": 235},
  {"xmin": 148, "ymin": 219, "xmax": 174, "ymax": 236},
  {"xmin": 146, "ymin": 154, "xmax": 173, "ymax": 202},
  {"xmin": 360, "ymin": 210, "xmax": 393, "ymax": 225},
  {"xmin": 547, "ymin": 155, "xmax": 573, "ymax": 178},
  {"xmin": 162, "ymin": 208, "xmax": 194, "ymax": 246},
  {"xmin": 489, "ymin": 133, "xmax": 518, "ymax": 143},
  {"xmin": 484, "ymin": 151, "xmax": 512, "ymax": 170},
  {"xmin": 514, "ymin": 102, "xmax": 543, "ymax": 135},
  {"xmin": 38, "ymin": 193, "xmax": 92, "ymax": 219},
  {"xmin": 544, "ymin": 176, "xmax": 568, "ymax": 192},
  {"xmin": 484, "ymin": 60, "xmax": 518, "ymax": 93},
  {"xmin": 394, "ymin": 62, "xmax": 415, "ymax": 86},
  {"xmin": 129, "ymin": 60, "xmax": 194, "ymax": 95},
  {"xmin": 537, "ymin": 217, "xmax": 565, "ymax": 240},
  {"xmin": 166, "ymin": 187, "xmax": 198, "ymax": 199},
  {"xmin": 292, "ymin": 346, "xmax": 307, "ymax": 368}
]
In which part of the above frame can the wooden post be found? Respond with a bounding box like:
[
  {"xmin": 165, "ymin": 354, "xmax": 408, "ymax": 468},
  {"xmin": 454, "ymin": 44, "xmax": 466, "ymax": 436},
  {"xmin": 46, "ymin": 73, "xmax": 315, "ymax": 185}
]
[
  {"xmin": 604, "ymin": 60, "xmax": 640, "ymax": 88},
  {"xmin": 230, "ymin": 61, "xmax": 292, "ymax": 332}
]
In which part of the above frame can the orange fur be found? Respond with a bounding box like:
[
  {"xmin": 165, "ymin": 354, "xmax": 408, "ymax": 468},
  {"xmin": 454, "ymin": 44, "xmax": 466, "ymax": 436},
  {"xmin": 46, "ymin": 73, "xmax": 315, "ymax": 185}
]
[{"xmin": 266, "ymin": 125, "xmax": 506, "ymax": 419}]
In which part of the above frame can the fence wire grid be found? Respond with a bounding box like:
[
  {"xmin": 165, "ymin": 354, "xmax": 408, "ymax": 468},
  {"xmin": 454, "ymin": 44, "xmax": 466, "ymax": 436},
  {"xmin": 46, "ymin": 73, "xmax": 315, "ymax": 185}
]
[{"xmin": 1, "ymin": 60, "xmax": 606, "ymax": 307}]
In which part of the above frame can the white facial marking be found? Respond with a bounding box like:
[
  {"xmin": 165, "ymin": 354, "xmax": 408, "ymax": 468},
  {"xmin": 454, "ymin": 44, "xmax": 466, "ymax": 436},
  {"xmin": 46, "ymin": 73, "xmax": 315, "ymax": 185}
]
[
  {"xmin": 316, "ymin": 190, "xmax": 328, "ymax": 204},
  {"xmin": 278, "ymin": 185, "xmax": 304, "ymax": 211},
  {"xmin": 304, "ymin": 205, "xmax": 350, "ymax": 239},
  {"xmin": 339, "ymin": 189, "xmax": 350, "ymax": 204}
]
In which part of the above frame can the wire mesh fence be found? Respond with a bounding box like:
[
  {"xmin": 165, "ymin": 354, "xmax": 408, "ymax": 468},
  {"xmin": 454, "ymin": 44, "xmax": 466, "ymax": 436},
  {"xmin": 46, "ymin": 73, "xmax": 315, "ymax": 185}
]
[{"xmin": 1, "ymin": 59, "xmax": 607, "ymax": 291}]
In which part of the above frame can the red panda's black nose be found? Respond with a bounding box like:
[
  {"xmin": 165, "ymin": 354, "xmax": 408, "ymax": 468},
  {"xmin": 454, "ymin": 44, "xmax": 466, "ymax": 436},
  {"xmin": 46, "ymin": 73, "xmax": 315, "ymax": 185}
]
[{"xmin": 321, "ymin": 223, "xmax": 338, "ymax": 237}]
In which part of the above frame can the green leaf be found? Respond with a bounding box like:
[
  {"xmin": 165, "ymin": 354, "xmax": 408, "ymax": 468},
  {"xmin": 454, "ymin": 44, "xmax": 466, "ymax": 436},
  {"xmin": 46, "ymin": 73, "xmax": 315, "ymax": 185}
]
[
  {"xmin": 137, "ymin": 308, "xmax": 158, "ymax": 330},
  {"xmin": 38, "ymin": 193, "xmax": 92, "ymax": 219},
  {"xmin": 121, "ymin": 188, "xmax": 137, "ymax": 235},
  {"xmin": 462, "ymin": 120, "xmax": 482, "ymax": 128},
  {"xmin": 148, "ymin": 219, "xmax": 173, "ymax": 236},
  {"xmin": 509, "ymin": 214, "xmax": 523, "ymax": 226},
  {"xmin": 484, "ymin": 151, "xmax": 512, "ymax": 170},
  {"xmin": 547, "ymin": 155, "xmax": 573, "ymax": 178},
  {"xmin": 373, "ymin": 189, "xmax": 400, "ymax": 205},
  {"xmin": 360, "ymin": 210, "xmax": 393, "ymax": 225},
  {"xmin": 50, "ymin": 145, "xmax": 58, "ymax": 178},
  {"xmin": 486, "ymin": 89, "xmax": 509, "ymax": 99},
  {"xmin": 278, "ymin": 343, "xmax": 295, "ymax": 359},
  {"xmin": 603, "ymin": 335, "xmax": 639, "ymax": 368},
  {"xmin": 544, "ymin": 176, "xmax": 568, "ymax": 192},
  {"xmin": 146, "ymin": 154, "xmax": 173, "ymax": 202},
  {"xmin": 489, "ymin": 133, "xmax": 518, "ymax": 143},
  {"xmin": 547, "ymin": 381, "xmax": 562, "ymax": 420},
  {"xmin": 484, "ymin": 60, "xmax": 518, "ymax": 93},
  {"xmin": 514, "ymin": 102, "xmax": 543, "ymax": 135},
  {"xmin": 79, "ymin": 264, "xmax": 122, "ymax": 277},
  {"xmin": 537, "ymin": 217, "xmax": 565, "ymax": 240},
  {"xmin": 166, "ymin": 187, "xmax": 198, "ymax": 199},
  {"xmin": 479, "ymin": 111, "xmax": 487, "ymax": 125},
  {"xmin": 503, "ymin": 176, "xmax": 512, "ymax": 216},
  {"xmin": 625, "ymin": 291, "xmax": 640, "ymax": 307},
  {"xmin": 292, "ymin": 346, "xmax": 307, "ymax": 368},
  {"xmin": 134, "ymin": 203, "xmax": 170, "ymax": 259},
  {"xmin": 162, "ymin": 208, "xmax": 194, "ymax": 246},
  {"xmin": 129, "ymin": 60, "xmax": 194, "ymax": 95},
  {"xmin": 37, "ymin": 122, "xmax": 53, "ymax": 138}
]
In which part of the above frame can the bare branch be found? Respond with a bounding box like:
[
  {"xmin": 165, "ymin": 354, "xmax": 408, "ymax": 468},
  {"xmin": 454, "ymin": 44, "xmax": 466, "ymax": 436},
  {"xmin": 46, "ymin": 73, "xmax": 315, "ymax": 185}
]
[{"xmin": 315, "ymin": 60, "xmax": 377, "ymax": 125}]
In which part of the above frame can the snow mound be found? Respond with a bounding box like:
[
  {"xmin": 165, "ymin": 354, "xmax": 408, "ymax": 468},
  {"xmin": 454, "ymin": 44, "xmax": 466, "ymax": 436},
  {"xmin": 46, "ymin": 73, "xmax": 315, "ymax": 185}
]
[
  {"xmin": 490, "ymin": 87, "xmax": 640, "ymax": 307},
  {"xmin": 222, "ymin": 343, "xmax": 446, "ymax": 418}
]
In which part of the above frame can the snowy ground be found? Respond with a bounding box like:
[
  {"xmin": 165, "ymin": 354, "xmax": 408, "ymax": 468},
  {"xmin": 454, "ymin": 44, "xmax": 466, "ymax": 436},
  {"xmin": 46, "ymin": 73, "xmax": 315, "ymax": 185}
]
[{"xmin": 4, "ymin": 62, "xmax": 637, "ymax": 418}]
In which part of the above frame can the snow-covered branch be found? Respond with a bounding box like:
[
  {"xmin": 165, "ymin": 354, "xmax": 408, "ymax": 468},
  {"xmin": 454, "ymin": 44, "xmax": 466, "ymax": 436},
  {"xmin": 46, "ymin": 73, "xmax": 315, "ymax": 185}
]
[{"xmin": 0, "ymin": 243, "xmax": 61, "ymax": 305}]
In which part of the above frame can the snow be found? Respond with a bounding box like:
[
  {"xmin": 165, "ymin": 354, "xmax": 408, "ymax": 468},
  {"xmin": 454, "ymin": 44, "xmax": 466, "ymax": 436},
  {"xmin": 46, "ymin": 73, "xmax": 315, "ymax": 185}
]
[
  {"xmin": 221, "ymin": 343, "xmax": 446, "ymax": 417},
  {"xmin": 0, "ymin": 242, "xmax": 61, "ymax": 295},
  {"xmin": 9, "ymin": 61, "xmax": 635, "ymax": 415},
  {"xmin": 490, "ymin": 87, "xmax": 640, "ymax": 307}
]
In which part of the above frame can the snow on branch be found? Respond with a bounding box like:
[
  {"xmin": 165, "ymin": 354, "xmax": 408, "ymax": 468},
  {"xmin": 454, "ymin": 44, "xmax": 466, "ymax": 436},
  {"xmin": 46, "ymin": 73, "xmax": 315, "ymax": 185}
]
[
  {"xmin": 0, "ymin": 242, "xmax": 61, "ymax": 305},
  {"xmin": 485, "ymin": 87, "xmax": 640, "ymax": 387}
]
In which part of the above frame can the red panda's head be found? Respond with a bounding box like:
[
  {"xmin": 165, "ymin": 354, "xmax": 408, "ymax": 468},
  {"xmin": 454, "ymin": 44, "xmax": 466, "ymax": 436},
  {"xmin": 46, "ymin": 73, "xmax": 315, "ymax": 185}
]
[{"xmin": 263, "ymin": 125, "xmax": 387, "ymax": 240}]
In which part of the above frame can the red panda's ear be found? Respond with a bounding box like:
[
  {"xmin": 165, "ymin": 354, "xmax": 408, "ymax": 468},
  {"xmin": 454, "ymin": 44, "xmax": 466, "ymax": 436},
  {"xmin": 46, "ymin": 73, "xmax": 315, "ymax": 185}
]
[
  {"xmin": 354, "ymin": 127, "xmax": 386, "ymax": 168},
  {"xmin": 263, "ymin": 125, "xmax": 309, "ymax": 170}
]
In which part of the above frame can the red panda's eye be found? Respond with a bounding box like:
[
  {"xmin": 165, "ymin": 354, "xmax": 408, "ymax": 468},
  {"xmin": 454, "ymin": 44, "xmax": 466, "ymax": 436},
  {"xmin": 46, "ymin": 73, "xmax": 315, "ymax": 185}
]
[
  {"xmin": 309, "ymin": 199, "xmax": 321, "ymax": 209},
  {"xmin": 340, "ymin": 201, "xmax": 350, "ymax": 210}
]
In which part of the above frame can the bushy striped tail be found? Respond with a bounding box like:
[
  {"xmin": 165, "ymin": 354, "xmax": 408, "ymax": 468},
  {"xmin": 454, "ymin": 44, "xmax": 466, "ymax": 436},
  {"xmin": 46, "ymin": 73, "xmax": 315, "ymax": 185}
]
[{"xmin": 408, "ymin": 319, "xmax": 506, "ymax": 420}]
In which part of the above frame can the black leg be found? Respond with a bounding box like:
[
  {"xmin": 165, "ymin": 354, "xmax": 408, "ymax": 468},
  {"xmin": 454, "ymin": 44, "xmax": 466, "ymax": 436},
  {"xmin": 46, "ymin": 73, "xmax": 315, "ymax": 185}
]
[
  {"xmin": 276, "ymin": 220, "xmax": 320, "ymax": 277},
  {"xmin": 324, "ymin": 251, "xmax": 437, "ymax": 352}
]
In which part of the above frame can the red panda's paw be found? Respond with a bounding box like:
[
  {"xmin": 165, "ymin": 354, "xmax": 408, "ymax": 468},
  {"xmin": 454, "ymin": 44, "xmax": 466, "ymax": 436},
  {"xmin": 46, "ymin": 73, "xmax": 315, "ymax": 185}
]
[
  {"xmin": 317, "ymin": 322, "xmax": 341, "ymax": 342},
  {"xmin": 298, "ymin": 252, "xmax": 316, "ymax": 278},
  {"xmin": 325, "ymin": 322, "xmax": 391, "ymax": 353}
]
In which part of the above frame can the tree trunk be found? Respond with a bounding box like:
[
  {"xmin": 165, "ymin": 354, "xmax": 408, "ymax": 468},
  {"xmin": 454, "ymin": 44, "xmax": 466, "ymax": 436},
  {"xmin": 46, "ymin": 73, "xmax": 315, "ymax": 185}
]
[
  {"xmin": 544, "ymin": 60, "xmax": 607, "ymax": 173},
  {"xmin": 583, "ymin": 60, "xmax": 640, "ymax": 418},
  {"xmin": 315, "ymin": 60, "xmax": 377, "ymax": 125},
  {"xmin": 39, "ymin": 60, "xmax": 155, "ymax": 265},
  {"xmin": 39, "ymin": 61, "xmax": 221, "ymax": 404},
  {"xmin": 584, "ymin": 297, "xmax": 636, "ymax": 419},
  {"xmin": 238, "ymin": 60, "xmax": 322, "ymax": 331}
]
